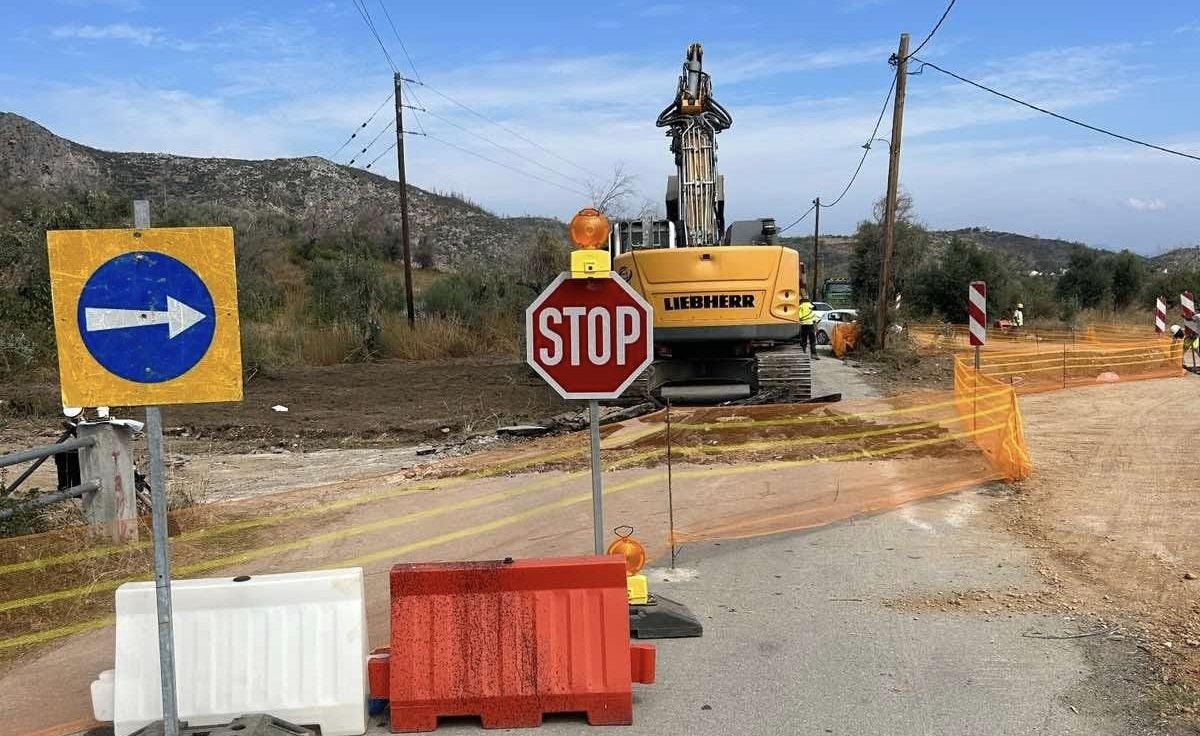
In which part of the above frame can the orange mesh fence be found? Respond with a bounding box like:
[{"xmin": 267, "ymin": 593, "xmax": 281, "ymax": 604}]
[
  {"xmin": 964, "ymin": 338, "xmax": 1184, "ymax": 393},
  {"xmin": 908, "ymin": 322, "xmax": 1162, "ymax": 352},
  {"xmin": 953, "ymin": 357, "xmax": 1032, "ymax": 480},
  {"xmin": 0, "ymin": 388, "xmax": 1029, "ymax": 665}
]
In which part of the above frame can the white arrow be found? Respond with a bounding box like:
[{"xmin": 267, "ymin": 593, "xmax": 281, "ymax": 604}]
[{"xmin": 84, "ymin": 296, "xmax": 207, "ymax": 339}]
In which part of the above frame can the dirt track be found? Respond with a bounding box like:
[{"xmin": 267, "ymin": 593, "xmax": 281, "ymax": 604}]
[{"xmin": 999, "ymin": 375, "xmax": 1200, "ymax": 699}]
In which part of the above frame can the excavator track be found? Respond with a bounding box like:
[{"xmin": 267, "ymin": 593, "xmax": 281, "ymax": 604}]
[{"xmin": 753, "ymin": 343, "xmax": 813, "ymax": 404}]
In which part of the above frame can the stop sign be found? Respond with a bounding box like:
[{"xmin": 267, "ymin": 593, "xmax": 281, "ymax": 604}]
[{"xmin": 526, "ymin": 273, "xmax": 654, "ymax": 399}]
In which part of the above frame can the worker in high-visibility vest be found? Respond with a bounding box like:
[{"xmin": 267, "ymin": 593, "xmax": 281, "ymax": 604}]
[
  {"xmin": 798, "ymin": 297, "xmax": 819, "ymax": 361},
  {"xmin": 1012, "ymin": 303, "xmax": 1025, "ymax": 328},
  {"xmin": 1170, "ymin": 324, "xmax": 1200, "ymax": 371}
]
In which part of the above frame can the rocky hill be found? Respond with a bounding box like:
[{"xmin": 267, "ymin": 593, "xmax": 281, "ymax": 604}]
[
  {"xmin": 0, "ymin": 112, "xmax": 562, "ymax": 269},
  {"xmin": 1149, "ymin": 245, "xmax": 1200, "ymax": 273}
]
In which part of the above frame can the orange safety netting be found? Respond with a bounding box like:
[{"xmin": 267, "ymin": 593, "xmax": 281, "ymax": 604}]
[
  {"xmin": 965, "ymin": 338, "xmax": 1183, "ymax": 393},
  {"xmin": 953, "ymin": 357, "xmax": 1032, "ymax": 481},
  {"xmin": 908, "ymin": 322, "xmax": 1186, "ymax": 393}
]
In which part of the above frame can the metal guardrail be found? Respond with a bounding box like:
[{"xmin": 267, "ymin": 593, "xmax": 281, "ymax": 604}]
[
  {"xmin": 0, "ymin": 435, "xmax": 98, "ymax": 522},
  {"xmin": 0, "ymin": 435, "xmax": 96, "ymax": 468}
]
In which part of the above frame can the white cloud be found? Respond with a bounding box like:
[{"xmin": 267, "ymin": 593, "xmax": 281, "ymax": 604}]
[
  {"xmin": 1174, "ymin": 23, "xmax": 1198, "ymax": 34},
  {"xmin": 1125, "ymin": 197, "xmax": 1166, "ymax": 211},
  {"xmin": 51, "ymin": 23, "xmax": 162, "ymax": 46}
]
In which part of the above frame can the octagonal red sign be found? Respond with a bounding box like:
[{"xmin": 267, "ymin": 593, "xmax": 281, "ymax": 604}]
[{"xmin": 526, "ymin": 273, "xmax": 654, "ymax": 400}]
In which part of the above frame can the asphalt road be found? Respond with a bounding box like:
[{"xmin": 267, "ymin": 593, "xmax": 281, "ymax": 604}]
[{"xmin": 370, "ymin": 490, "xmax": 1162, "ymax": 735}]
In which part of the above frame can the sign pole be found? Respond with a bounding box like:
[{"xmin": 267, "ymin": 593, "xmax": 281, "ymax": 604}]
[
  {"xmin": 588, "ymin": 399, "xmax": 604, "ymax": 555},
  {"xmin": 134, "ymin": 200, "xmax": 180, "ymax": 736}
]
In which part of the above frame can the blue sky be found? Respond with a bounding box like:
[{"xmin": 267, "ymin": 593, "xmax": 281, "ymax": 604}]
[{"xmin": 2, "ymin": 0, "xmax": 1198, "ymax": 253}]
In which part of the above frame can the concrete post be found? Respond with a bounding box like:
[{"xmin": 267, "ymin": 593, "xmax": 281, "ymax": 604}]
[{"xmin": 77, "ymin": 421, "xmax": 138, "ymax": 543}]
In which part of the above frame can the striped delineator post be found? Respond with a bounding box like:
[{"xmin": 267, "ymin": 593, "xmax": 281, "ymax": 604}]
[
  {"xmin": 968, "ymin": 281, "xmax": 987, "ymax": 369},
  {"xmin": 1155, "ymin": 296, "xmax": 1167, "ymax": 334},
  {"xmin": 1182, "ymin": 291, "xmax": 1196, "ymax": 338}
]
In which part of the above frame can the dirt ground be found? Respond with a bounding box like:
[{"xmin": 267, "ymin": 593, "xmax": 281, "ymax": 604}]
[
  {"xmin": 995, "ymin": 375, "xmax": 1200, "ymax": 720},
  {"xmin": 0, "ymin": 358, "xmax": 569, "ymax": 455}
]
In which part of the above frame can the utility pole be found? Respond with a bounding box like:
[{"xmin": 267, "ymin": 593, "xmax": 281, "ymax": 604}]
[
  {"xmin": 811, "ymin": 197, "xmax": 820, "ymax": 300},
  {"xmin": 877, "ymin": 32, "xmax": 909, "ymax": 349},
  {"xmin": 394, "ymin": 73, "xmax": 416, "ymax": 326}
]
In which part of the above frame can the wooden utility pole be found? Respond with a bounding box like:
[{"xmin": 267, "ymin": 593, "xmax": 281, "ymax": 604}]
[
  {"xmin": 877, "ymin": 32, "xmax": 909, "ymax": 349},
  {"xmin": 394, "ymin": 73, "xmax": 416, "ymax": 326},
  {"xmin": 811, "ymin": 197, "xmax": 820, "ymax": 300}
]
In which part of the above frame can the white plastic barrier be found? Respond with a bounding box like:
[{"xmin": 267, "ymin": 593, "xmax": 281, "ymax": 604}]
[{"xmin": 94, "ymin": 568, "xmax": 367, "ymax": 736}]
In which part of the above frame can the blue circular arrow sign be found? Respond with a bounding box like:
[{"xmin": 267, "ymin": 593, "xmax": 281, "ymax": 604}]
[{"xmin": 77, "ymin": 251, "xmax": 217, "ymax": 383}]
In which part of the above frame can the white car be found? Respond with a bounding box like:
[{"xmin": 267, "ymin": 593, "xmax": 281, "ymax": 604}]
[
  {"xmin": 816, "ymin": 309, "xmax": 858, "ymax": 345},
  {"xmin": 811, "ymin": 301, "xmax": 835, "ymax": 321}
]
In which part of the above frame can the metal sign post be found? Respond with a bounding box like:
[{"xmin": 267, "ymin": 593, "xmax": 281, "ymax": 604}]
[
  {"xmin": 525, "ymin": 273, "xmax": 653, "ymax": 555},
  {"xmin": 588, "ymin": 400, "xmax": 604, "ymax": 555},
  {"xmin": 134, "ymin": 201, "xmax": 180, "ymax": 736}
]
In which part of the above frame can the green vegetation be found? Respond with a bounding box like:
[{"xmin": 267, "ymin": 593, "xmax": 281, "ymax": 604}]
[
  {"xmin": 0, "ymin": 190, "xmax": 573, "ymax": 386},
  {"xmin": 848, "ymin": 193, "xmax": 1200, "ymax": 334}
]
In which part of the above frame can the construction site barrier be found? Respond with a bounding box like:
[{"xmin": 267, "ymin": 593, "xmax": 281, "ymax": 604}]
[
  {"xmin": 953, "ymin": 358, "xmax": 1032, "ymax": 481},
  {"xmin": 377, "ymin": 556, "xmax": 653, "ymax": 732},
  {"xmin": 0, "ymin": 384, "xmax": 1038, "ymax": 673}
]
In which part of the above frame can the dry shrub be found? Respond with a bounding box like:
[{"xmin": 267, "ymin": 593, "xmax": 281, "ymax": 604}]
[{"xmin": 377, "ymin": 315, "xmax": 521, "ymax": 361}]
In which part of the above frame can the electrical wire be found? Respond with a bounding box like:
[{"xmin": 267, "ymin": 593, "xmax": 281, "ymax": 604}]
[
  {"xmin": 421, "ymin": 107, "xmax": 582, "ymax": 187},
  {"xmin": 779, "ymin": 71, "xmax": 897, "ymax": 233},
  {"xmin": 376, "ymin": 0, "xmax": 422, "ymax": 82},
  {"xmin": 401, "ymin": 79, "xmax": 428, "ymax": 136},
  {"xmin": 364, "ymin": 140, "xmax": 397, "ymax": 169},
  {"xmin": 422, "ymin": 132, "xmax": 591, "ymax": 196},
  {"xmin": 907, "ymin": 0, "xmax": 956, "ymax": 59},
  {"xmin": 343, "ymin": 1, "xmax": 598, "ymax": 192},
  {"xmin": 419, "ymin": 83, "xmax": 601, "ymax": 179},
  {"xmin": 349, "ymin": 0, "xmax": 396, "ymax": 72},
  {"xmin": 347, "ymin": 119, "xmax": 395, "ymax": 165},
  {"xmin": 911, "ymin": 56, "xmax": 1200, "ymax": 164},
  {"xmin": 328, "ymin": 92, "xmax": 393, "ymax": 160}
]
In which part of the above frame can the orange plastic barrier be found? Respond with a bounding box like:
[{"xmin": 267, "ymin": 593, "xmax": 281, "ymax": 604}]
[
  {"xmin": 953, "ymin": 358, "xmax": 1032, "ymax": 481},
  {"xmin": 381, "ymin": 556, "xmax": 652, "ymax": 732}
]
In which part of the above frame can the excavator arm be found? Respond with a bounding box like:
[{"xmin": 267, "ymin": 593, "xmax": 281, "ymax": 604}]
[{"xmin": 655, "ymin": 43, "xmax": 732, "ymax": 247}]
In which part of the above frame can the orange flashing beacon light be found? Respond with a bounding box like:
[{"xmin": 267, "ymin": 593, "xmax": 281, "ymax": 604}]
[
  {"xmin": 569, "ymin": 207, "xmax": 612, "ymax": 278},
  {"xmin": 607, "ymin": 526, "xmax": 649, "ymax": 604}
]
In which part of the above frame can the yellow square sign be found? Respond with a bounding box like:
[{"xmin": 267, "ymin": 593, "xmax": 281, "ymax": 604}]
[{"xmin": 47, "ymin": 227, "xmax": 242, "ymax": 407}]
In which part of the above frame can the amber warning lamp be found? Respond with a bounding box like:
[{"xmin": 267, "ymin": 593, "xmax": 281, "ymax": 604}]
[
  {"xmin": 569, "ymin": 207, "xmax": 611, "ymax": 279},
  {"xmin": 607, "ymin": 526, "xmax": 649, "ymax": 604}
]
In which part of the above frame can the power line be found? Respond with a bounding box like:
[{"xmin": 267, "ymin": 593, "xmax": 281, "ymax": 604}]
[
  {"xmin": 401, "ymin": 80, "xmax": 428, "ymax": 136},
  {"xmin": 422, "ymin": 132, "xmax": 591, "ymax": 197},
  {"xmin": 328, "ymin": 92, "xmax": 393, "ymax": 160},
  {"xmin": 376, "ymin": 0, "xmax": 421, "ymax": 82},
  {"xmin": 419, "ymin": 82, "xmax": 601, "ymax": 179},
  {"xmin": 347, "ymin": 119, "xmax": 395, "ymax": 165},
  {"xmin": 907, "ymin": 0, "xmax": 956, "ymax": 59},
  {"xmin": 349, "ymin": 0, "xmax": 396, "ymax": 72},
  {"xmin": 779, "ymin": 71, "xmax": 897, "ymax": 233},
  {"xmin": 362, "ymin": 130, "xmax": 426, "ymax": 170},
  {"xmin": 421, "ymin": 107, "xmax": 582, "ymax": 187},
  {"xmin": 365, "ymin": 140, "xmax": 397, "ymax": 169},
  {"xmin": 820, "ymin": 71, "xmax": 896, "ymax": 210},
  {"xmin": 911, "ymin": 56, "xmax": 1200, "ymax": 164}
]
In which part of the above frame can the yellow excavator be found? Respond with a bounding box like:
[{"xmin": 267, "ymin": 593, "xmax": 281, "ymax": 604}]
[{"xmin": 611, "ymin": 43, "xmax": 810, "ymax": 403}]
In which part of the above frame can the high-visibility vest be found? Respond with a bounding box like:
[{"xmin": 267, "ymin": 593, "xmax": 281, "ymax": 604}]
[{"xmin": 798, "ymin": 302, "xmax": 817, "ymax": 325}]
